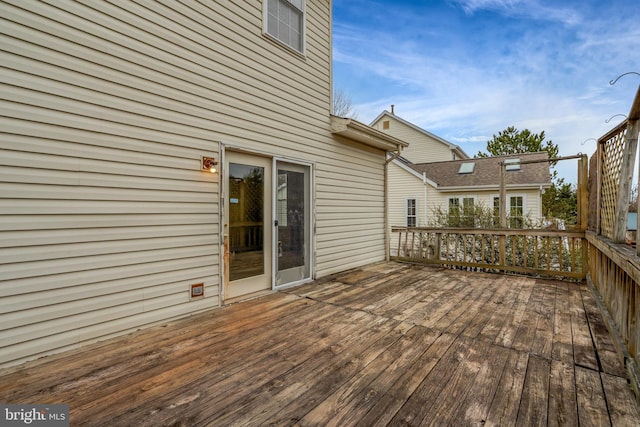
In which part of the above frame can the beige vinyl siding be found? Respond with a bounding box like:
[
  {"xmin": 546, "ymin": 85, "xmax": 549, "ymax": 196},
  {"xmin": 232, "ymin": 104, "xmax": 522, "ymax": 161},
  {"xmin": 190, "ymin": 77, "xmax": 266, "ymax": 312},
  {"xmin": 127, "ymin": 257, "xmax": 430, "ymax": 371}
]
[
  {"xmin": 373, "ymin": 116, "xmax": 454, "ymax": 163},
  {"xmin": 314, "ymin": 139, "xmax": 386, "ymax": 276},
  {"xmin": 388, "ymin": 161, "xmax": 427, "ymax": 228},
  {"xmin": 2, "ymin": 0, "xmax": 386, "ymax": 367}
]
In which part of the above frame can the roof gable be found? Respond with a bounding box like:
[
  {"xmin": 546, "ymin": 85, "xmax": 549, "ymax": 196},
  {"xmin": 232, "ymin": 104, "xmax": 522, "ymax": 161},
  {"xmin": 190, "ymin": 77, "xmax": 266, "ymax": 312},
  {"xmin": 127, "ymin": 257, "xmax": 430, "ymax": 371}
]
[{"xmin": 370, "ymin": 111, "xmax": 469, "ymax": 159}]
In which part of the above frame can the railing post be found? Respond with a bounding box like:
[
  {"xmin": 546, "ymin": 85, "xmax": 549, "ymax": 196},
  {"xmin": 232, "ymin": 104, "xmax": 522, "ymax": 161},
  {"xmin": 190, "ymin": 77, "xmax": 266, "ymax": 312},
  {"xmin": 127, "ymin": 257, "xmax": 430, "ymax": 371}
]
[
  {"xmin": 500, "ymin": 162, "xmax": 507, "ymax": 228},
  {"xmin": 499, "ymin": 162, "xmax": 507, "ymax": 268},
  {"xmin": 578, "ymin": 154, "xmax": 589, "ymax": 230}
]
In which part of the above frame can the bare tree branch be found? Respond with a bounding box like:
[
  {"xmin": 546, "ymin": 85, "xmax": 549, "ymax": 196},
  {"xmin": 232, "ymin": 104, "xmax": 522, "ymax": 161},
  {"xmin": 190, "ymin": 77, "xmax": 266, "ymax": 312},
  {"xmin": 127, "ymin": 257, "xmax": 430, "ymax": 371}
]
[{"xmin": 332, "ymin": 89, "xmax": 358, "ymax": 119}]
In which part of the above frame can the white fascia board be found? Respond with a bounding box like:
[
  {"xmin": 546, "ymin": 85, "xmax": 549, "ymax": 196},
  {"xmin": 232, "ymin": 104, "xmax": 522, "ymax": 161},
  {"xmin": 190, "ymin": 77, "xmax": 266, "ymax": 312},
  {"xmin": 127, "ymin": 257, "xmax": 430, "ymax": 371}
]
[
  {"xmin": 331, "ymin": 115, "xmax": 408, "ymax": 152},
  {"xmin": 436, "ymin": 183, "xmax": 552, "ymax": 192},
  {"xmin": 390, "ymin": 158, "xmax": 438, "ymax": 188}
]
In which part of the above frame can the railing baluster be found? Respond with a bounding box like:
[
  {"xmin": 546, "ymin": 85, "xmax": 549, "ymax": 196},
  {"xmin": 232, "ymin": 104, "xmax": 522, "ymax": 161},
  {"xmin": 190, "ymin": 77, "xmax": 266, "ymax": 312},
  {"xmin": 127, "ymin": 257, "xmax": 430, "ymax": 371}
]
[
  {"xmin": 546, "ymin": 236, "xmax": 551, "ymax": 272},
  {"xmin": 558, "ymin": 236, "xmax": 563, "ymax": 272}
]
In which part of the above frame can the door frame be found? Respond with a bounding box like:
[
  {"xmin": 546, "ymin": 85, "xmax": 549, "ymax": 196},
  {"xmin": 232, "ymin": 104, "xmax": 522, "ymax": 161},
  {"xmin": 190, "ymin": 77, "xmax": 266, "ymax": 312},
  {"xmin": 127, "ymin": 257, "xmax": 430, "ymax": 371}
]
[
  {"xmin": 223, "ymin": 150, "xmax": 273, "ymax": 301},
  {"xmin": 220, "ymin": 145, "xmax": 314, "ymax": 302}
]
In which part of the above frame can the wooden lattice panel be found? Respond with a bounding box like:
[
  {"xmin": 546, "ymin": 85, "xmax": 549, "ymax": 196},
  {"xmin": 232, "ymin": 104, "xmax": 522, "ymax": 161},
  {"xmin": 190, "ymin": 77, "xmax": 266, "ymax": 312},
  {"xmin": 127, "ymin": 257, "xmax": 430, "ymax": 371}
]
[{"xmin": 599, "ymin": 126, "xmax": 628, "ymax": 239}]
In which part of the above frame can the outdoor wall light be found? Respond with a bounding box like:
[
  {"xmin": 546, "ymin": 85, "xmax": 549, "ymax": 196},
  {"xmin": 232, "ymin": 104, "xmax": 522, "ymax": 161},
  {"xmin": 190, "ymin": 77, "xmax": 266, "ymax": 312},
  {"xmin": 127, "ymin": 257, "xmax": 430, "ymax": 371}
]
[{"xmin": 202, "ymin": 156, "xmax": 218, "ymax": 173}]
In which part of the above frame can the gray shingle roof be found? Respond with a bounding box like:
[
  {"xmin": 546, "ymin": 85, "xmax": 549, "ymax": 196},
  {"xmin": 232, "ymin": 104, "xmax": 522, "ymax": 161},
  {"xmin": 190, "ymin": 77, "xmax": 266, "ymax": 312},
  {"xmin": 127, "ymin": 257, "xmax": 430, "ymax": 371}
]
[{"xmin": 409, "ymin": 152, "xmax": 552, "ymax": 189}]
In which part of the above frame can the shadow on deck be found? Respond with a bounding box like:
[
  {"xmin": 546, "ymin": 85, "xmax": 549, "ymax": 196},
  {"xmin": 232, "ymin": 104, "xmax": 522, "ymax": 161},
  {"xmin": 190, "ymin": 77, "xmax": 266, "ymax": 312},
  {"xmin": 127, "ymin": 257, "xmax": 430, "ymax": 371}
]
[{"xmin": 1, "ymin": 262, "xmax": 639, "ymax": 426}]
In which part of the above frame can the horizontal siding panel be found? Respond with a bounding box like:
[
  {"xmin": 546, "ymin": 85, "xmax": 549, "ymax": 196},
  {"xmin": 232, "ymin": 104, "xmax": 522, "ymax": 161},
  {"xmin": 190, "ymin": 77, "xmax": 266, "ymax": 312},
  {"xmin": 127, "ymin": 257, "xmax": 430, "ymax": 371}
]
[
  {"xmin": 1, "ymin": 278, "xmax": 218, "ymax": 331},
  {"xmin": 318, "ymin": 227, "xmax": 382, "ymax": 243},
  {"xmin": 0, "ymin": 118, "xmax": 216, "ymax": 158},
  {"xmin": 315, "ymin": 204, "xmax": 383, "ymax": 213},
  {"xmin": 315, "ymin": 192, "xmax": 382, "ymax": 203},
  {"xmin": 0, "ymin": 214, "xmax": 216, "ymax": 231},
  {"xmin": 318, "ymin": 239, "xmax": 385, "ymax": 257},
  {"xmin": 0, "ymin": 199, "xmax": 216, "ymax": 214},
  {"xmin": 0, "ymin": 234, "xmax": 218, "ymax": 264},
  {"xmin": 0, "ymin": 183, "xmax": 215, "ymax": 203},
  {"xmin": 1, "ymin": 99, "xmax": 345, "ymax": 166},
  {"xmin": 0, "ymin": 103, "xmax": 215, "ymax": 151},
  {"xmin": 316, "ymin": 250, "xmax": 386, "ymax": 278},
  {"xmin": 0, "ymin": 166, "xmax": 217, "ymax": 193},
  {"xmin": 0, "ymin": 146, "xmax": 215, "ymax": 184},
  {"xmin": 1, "ymin": 267, "xmax": 219, "ymax": 313},
  {"xmin": 315, "ymin": 222, "xmax": 386, "ymax": 236},
  {"xmin": 0, "ymin": 224, "xmax": 214, "ymax": 248},
  {"xmin": 1, "ymin": 245, "xmax": 218, "ymax": 283},
  {"xmin": 0, "ymin": 255, "xmax": 218, "ymax": 297},
  {"xmin": 0, "ymin": 135, "xmax": 214, "ymax": 172},
  {"xmin": 0, "ymin": 45, "xmax": 327, "ymax": 145}
]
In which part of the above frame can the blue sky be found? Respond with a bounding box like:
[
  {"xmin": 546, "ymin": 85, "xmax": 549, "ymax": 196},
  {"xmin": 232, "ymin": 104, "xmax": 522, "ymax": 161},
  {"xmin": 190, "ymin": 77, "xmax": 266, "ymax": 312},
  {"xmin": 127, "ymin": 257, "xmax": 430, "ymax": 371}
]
[{"xmin": 332, "ymin": 0, "xmax": 640, "ymax": 181}]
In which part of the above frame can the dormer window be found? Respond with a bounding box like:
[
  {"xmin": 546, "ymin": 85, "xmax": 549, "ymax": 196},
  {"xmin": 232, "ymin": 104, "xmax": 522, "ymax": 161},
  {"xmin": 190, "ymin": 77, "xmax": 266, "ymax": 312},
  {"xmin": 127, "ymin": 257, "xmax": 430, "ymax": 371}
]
[
  {"xmin": 265, "ymin": 0, "xmax": 305, "ymax": 54},
  {"xmin": 458, "ymin": 162, "xmax": 475, "ymax": 174},
  {"xmin": 504, "ymin": 158, "xmax": 521, "ymax": 171}
]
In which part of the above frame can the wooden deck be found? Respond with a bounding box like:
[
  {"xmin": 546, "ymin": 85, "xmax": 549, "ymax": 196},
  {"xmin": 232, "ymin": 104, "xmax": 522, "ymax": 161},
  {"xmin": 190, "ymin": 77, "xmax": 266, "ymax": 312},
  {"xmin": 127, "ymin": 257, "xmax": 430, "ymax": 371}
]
[{"xmin": 1, "ymin": 262, "xmax": 639, "ymax": 426}]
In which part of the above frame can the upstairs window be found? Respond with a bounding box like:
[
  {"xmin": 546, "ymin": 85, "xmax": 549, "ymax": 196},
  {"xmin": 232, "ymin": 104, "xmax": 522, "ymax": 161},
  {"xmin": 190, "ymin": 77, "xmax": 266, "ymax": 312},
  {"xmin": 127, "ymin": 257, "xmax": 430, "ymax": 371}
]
[{"xmin": 265, "ymin": 0, "xmax": 305, "ymax": 53}]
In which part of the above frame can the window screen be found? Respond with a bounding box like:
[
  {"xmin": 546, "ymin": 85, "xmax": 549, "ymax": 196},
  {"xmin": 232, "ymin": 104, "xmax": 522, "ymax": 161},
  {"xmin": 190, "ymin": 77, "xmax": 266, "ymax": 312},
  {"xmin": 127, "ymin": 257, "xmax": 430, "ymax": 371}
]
[{"xmin": 266, "ymin": 0, "xmax": 304, "ymax": 53}]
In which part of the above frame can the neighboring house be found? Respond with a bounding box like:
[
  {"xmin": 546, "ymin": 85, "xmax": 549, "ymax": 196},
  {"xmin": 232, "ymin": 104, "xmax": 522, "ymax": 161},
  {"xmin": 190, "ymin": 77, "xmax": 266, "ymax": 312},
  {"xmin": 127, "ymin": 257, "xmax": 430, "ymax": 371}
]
[
  {"xmin": 0, "ymin": 1, "xmax": 406, "ymax": 368},
  {"xmin": 371, "ymin": 111, "xmax": 552, "ymax": 227},
  {"xmin": 388, "ymin": 152, "xmax": 552, "ymax": 228},
  {"xmin": 370, "ymin": 109, "xmax": 469, "ymax": 162}
]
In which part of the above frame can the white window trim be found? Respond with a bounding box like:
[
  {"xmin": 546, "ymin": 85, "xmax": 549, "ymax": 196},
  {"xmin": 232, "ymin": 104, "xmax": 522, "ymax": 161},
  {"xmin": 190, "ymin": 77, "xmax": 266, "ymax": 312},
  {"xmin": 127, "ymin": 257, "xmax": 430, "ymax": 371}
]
[
  {"xmin": 447, "ymin": 196, "xmax": 477, "ymax": 212},
  {"xmin": 509, "ymin": 194, "xmax": 526, "ymax": 216},
  {"xmin": 492, "ymin": 193, "xmax": 528, "ymax": 223},
  {"xmin": 263, "ymin": 0, "xmax": 306, "ymax": 55},
  {"xmin": 406, "ymin": 198, "xmax": 418, "ymax": 227}
]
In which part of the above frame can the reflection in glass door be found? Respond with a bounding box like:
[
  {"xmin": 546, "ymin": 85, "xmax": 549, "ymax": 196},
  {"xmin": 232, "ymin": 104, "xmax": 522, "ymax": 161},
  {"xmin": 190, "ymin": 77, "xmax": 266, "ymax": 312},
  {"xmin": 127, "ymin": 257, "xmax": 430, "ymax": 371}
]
[
  {"xmin": 225, "ymin": 152, "xmax": 272, "ymax": 300},
  {"xmin": 276, "ymin": 162, "xmax": 310, "ymax": 286},
  {"xmin": 229, "ymin": 163, "xmax": 265, "ymax": 281}
]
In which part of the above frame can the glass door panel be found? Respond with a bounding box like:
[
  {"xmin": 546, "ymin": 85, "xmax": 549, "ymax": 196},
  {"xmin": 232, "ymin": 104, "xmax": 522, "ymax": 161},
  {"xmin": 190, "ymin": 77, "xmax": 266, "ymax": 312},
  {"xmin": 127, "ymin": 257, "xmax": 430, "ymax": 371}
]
[
  {"xmin": 225, "ymin": 152, "xmax": 272, "ymax": 300},
  {"xmin": 276, "ymin": 162, "xmax": 310, "ymax": 286},
  {"xmin": 229, "ymin": 163, "xmax": 265, "ymax": 281}
]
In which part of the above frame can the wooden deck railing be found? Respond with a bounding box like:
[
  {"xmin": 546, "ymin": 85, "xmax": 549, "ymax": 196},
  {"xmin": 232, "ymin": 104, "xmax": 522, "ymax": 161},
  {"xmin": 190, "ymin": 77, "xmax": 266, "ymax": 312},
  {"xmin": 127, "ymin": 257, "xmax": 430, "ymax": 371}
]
[
  {"xmin": 391, "ymin": 226, "xmax": 587, "ymax": 280},
  {"xmin": 586, "ymin": 231, "xmax": 640, "ymax": 398}
]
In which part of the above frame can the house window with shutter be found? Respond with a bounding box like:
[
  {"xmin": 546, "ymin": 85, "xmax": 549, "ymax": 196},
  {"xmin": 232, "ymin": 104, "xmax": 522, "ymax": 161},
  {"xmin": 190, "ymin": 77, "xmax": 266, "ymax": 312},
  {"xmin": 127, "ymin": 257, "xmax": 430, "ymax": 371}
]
[
  {"xmin": 383, "ymin": 120, "xmax": 390, "ymax": 130},
  {"xmin": 265, "ymin": 0, "xmax": 305, "ymax": 53},
  {"xmin": 407, "ymin": 199, "xmax": 417, "ymax": 227}
]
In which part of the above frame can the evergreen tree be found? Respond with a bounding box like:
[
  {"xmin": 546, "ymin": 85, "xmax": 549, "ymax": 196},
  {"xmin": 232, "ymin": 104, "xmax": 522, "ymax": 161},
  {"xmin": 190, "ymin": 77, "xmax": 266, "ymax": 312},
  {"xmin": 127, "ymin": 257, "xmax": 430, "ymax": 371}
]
[{"xmin": 477, "ymin": 126, "xmax": 577, "ymax": 224}]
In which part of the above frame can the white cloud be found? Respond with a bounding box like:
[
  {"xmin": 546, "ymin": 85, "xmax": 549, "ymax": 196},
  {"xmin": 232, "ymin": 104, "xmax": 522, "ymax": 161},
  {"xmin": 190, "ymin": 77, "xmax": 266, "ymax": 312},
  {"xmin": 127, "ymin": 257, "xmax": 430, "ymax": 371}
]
[{"xmin": 450, "ymin": 0, "xmax": 582, "ymax": 25}]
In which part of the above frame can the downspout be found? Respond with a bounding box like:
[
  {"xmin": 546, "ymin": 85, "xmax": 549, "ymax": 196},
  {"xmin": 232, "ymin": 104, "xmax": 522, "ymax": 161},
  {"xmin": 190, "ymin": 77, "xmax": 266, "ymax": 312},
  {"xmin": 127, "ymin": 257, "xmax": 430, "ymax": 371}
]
[
  {"xmin": 423, "ymin": 172, "xmax": 428, "ymax": 226},
  {"xmin": 385, "ymin": 145, "xmax": 403, "ymax": 261}
]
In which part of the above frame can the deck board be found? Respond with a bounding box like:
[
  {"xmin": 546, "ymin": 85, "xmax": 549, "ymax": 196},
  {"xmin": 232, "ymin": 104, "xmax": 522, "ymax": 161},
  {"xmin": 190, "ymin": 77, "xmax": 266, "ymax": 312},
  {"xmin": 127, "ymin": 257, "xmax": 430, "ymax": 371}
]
[{"xmin": 1, "ymin": 262, "xmax": 639, "ymax": 426}]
